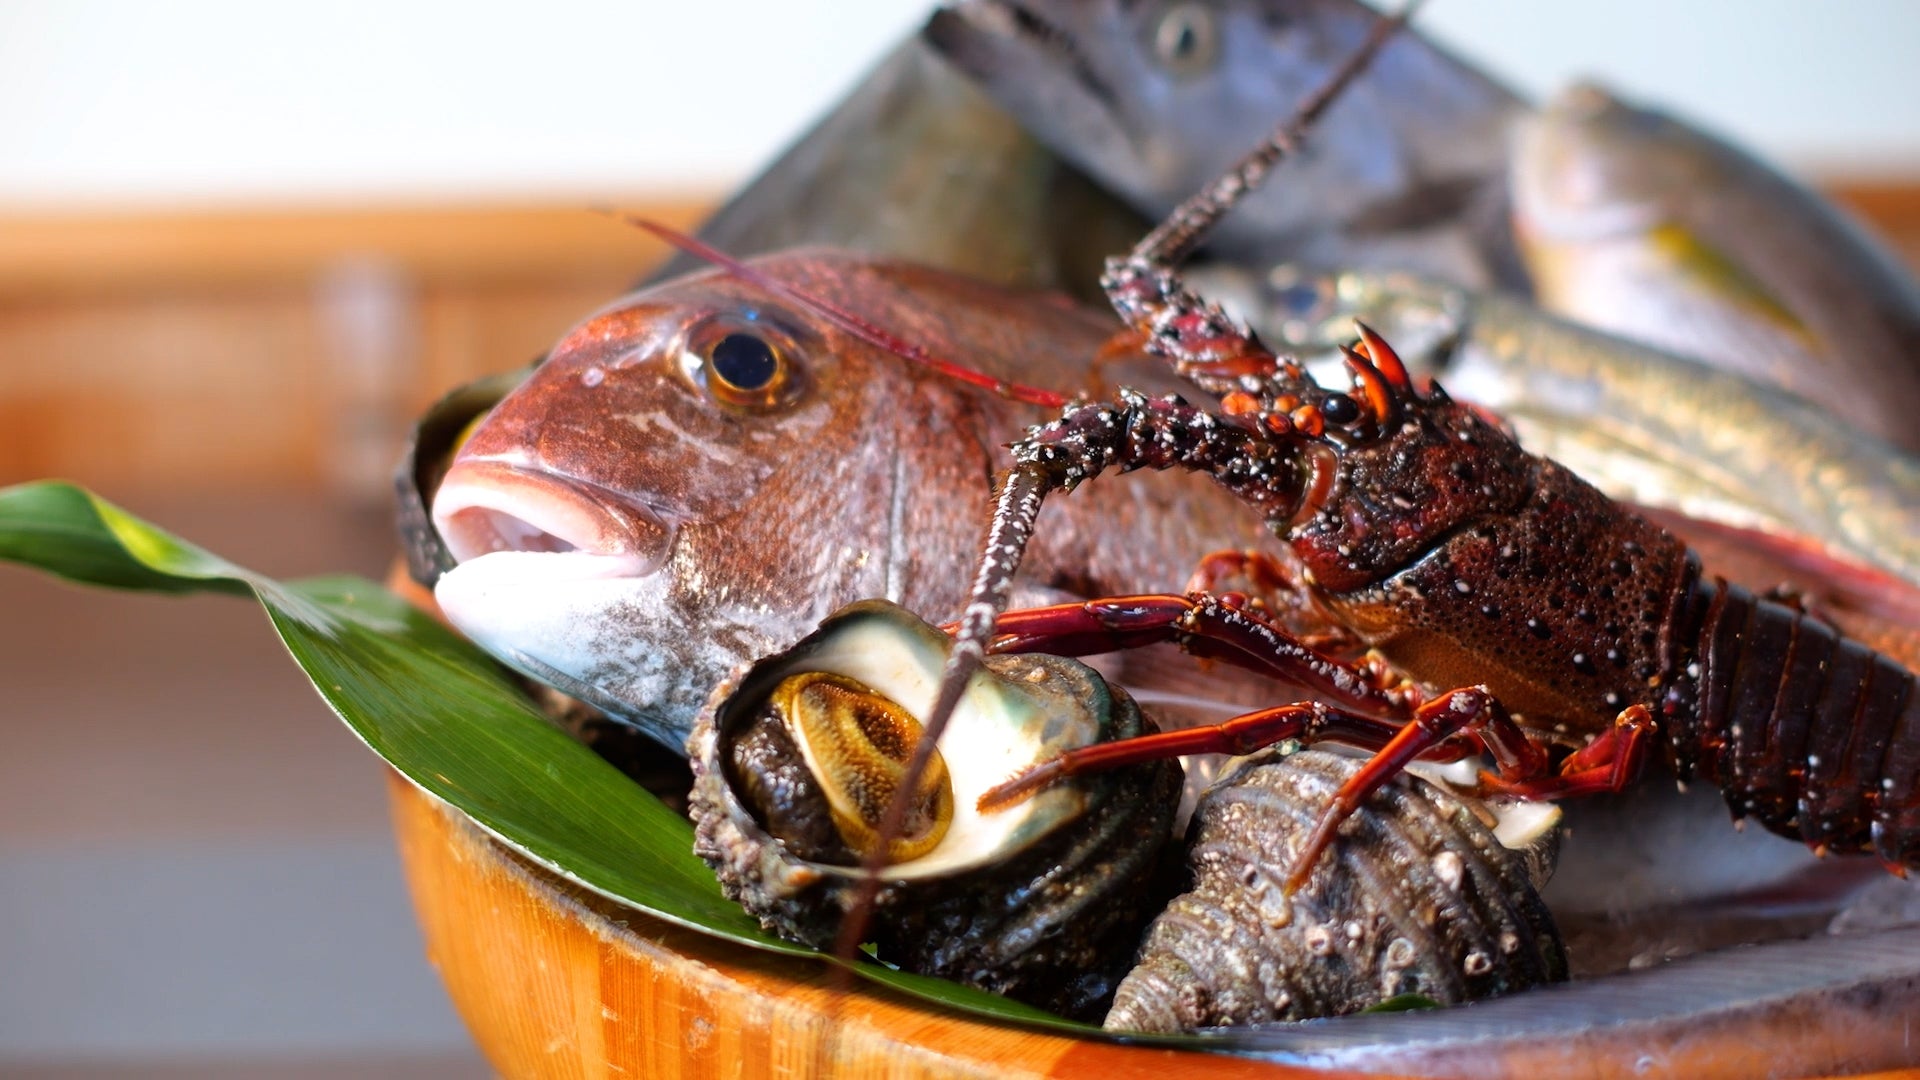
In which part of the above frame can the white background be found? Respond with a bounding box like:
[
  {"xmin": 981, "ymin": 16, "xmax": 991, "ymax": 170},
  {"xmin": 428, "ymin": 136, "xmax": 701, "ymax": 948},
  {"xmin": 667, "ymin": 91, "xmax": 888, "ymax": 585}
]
[{"xmin": 1, "ymin": 0, "xmax": 1917, "ymax": 210}]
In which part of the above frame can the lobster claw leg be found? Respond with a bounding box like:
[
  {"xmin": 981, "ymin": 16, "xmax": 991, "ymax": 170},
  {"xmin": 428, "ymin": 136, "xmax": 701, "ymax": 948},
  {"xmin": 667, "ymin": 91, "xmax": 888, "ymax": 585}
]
[{"xmin": 1283, "ymin": 687, "xmax": 1550, "ymax": 894}]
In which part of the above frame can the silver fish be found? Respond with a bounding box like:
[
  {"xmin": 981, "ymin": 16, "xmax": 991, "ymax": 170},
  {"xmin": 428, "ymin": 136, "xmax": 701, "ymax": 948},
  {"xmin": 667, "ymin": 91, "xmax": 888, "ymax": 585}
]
[
  {"xmin": 1512, "ymin": 81, "xmax": 1920, "ymax": 453},
  {"xmin": 924, "ymin": 0, "xmax": 1529, "ymax": 289}
]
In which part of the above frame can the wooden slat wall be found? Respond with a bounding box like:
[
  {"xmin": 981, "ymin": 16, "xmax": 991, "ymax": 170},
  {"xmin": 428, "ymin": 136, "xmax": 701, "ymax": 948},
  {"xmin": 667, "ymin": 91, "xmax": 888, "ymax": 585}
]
[
  {"xmin": 1, "ymin": 186, "xmax": 1916, "ymax": 498},
  {"xmin": 0, "ymin": 202, "xmax": 707, "ymax": 500}
]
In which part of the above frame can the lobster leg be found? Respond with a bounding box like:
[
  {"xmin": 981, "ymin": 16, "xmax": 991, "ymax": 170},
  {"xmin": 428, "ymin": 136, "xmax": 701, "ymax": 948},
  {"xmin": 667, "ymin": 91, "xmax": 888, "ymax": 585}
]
[
  {"xmin": 1184, "ymin": 549, "xmax": 1297, "ymax": 600},
  {"xmin": 1477, "ymin": 705, "xmax": 1659, "ymax": 801},
  {"xmin": 977, "ymin": 699, "xmax": 1479, "ymax": 812},
  {"xmin": 1281, "ymin": 687, "xmax": 1558, "ymax": 891},
  {"xmin": 979, "ymin": 682, "xmax": 1551, "ymax": 893},
  {"xmin": 980, "ymin": 592, "xmax": 1412, "ymax": 715},
  {"xmin": 1184, "ymin": 550, "xmax": 1360, "ymax": 651}
]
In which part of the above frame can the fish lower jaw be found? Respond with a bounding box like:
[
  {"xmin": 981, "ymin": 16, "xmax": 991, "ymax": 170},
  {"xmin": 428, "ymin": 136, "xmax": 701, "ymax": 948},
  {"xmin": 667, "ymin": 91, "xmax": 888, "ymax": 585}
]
[{"xmin": 437, "ymin": 549, "xmax": 658, "ymax": 589}]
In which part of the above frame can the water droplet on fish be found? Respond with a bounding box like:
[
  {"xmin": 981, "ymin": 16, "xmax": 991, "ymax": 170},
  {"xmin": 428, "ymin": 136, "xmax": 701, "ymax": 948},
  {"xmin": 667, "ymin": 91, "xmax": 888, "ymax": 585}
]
[{"xmin": 582, "ymin": 366, "xmax": 605, "ymax": 387}]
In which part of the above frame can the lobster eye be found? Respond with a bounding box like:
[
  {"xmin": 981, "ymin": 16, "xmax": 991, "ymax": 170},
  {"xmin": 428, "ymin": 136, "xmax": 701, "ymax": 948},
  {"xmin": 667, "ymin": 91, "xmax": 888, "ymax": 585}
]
[
  {"xmin": 1148, "ymin": 2, "xmax": 1218, "ymax": 78},
  {"xmin": 1321, "ymin": 393, "xmax": 1362, "ymax": 426},
  {"xmin": 683, "ymin": 317, "xmax": 803, "ymax": 410}
]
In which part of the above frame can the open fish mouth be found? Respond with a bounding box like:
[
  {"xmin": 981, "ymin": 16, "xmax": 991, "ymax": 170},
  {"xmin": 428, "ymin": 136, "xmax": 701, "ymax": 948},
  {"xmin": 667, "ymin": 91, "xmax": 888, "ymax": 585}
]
[
  {"xmin": 429, "ymin": 458, "xmax": 710, "ymax": 743},
  {"xmin": 431, "ymin": 459, "xmax": 675, "ymax": 571}
]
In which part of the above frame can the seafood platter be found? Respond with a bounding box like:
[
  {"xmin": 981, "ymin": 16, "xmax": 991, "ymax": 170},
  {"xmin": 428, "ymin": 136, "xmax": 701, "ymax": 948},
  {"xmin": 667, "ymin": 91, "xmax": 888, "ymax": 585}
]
[{"xmin": 10, "ymin": 2, "xmax": 1920, "ymax": 1077}]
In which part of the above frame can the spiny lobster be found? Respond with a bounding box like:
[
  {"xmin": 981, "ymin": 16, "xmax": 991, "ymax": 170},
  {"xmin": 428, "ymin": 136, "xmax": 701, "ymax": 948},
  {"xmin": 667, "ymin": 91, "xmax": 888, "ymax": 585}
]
[
  {"xmin": 650, "ymin": 5, "xmax": 1920, "ymax": 954},
  {"xmin": 859, "ymin": 13, "xmax": 1920, "ymax": 906}
]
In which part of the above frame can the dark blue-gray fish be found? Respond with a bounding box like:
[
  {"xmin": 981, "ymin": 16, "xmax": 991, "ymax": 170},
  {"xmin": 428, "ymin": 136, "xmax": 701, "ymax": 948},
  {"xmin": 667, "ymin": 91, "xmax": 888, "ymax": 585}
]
[{"xmin": 925, "ymin": 0, "xmax": 1529, "ymax": 289}]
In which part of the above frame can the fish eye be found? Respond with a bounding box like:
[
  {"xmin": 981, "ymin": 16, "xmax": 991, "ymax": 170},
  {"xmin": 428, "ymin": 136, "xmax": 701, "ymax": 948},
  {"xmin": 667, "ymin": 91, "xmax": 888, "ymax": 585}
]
[
  {"xmin": 683, "ymin": 316, "xmax": 804, "ymax": 410},
  {"xmin": 1150, "ymin": 2, "xmax": 1219, "ymax": 78},
  {"xmin": 712, "ymin": 333, "xmax": 779, "ymax": 392},
  {"xmin": 1274, "ymin": 279, "xmax": 1332, "ymax": 320}
]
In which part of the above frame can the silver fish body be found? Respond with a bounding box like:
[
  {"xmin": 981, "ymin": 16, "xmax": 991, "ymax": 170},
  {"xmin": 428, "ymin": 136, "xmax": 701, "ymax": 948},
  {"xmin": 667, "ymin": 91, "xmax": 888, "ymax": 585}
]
[
  {"xmin": 925, "ymin": 0, "xmax": 1528, "ymax": 289},
  {"xmin": 1513, "ymin": 82, "xmax": 1920, "ymax": 453}
]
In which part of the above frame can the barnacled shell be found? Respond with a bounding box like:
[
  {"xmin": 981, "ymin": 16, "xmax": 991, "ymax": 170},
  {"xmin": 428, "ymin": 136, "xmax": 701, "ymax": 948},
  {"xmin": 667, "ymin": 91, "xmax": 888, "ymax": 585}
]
[
  {"xmin": 688, "ymin": 599, "xmax": 1182, "ymax": 1021},
  {"xmin": 1105, "ymin": 748, "xmax": 1566, "ymax": 1032}
]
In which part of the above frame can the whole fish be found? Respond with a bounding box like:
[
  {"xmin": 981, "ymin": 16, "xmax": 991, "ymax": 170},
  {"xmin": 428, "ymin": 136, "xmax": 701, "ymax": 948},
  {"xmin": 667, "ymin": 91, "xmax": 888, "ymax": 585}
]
[
  {"xmin": 1193, "ymin": 263, "xmax": 1920, "ymax": 592},
  {"xmin": 1512, "ymin": 82, "xmax": 1920, "ymax": 453},
  {"xmin": 643, "ymin": 37, "xmax": 1146, "ymax": 302},
  {"xmin": 426, "ymin": 252, "xmax": 1273, "ymax": 749},
  {"xmin": 924, "ymin": 0, "xmax": 1529, "ymax": 289}
]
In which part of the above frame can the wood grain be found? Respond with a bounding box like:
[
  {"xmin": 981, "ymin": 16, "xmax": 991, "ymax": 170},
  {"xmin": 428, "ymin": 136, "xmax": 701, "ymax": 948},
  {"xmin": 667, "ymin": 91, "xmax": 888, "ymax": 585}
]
[
  {"xmin": 386, "ymin": 773, "xmax": 1359, "ymax": 1080},
  {"xmin": 0, "ymin": 201, "xmax": 710, "ymax": 295}
]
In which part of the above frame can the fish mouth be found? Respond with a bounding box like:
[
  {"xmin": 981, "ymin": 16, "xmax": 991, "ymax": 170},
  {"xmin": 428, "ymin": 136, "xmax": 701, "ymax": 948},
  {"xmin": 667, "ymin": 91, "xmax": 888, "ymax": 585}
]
[
  {"xmin": 924, "ymin": 1, "xmax": 1148, "ymax": 188},
  {"xmin": 927, "ymin": 0, "xmax": 1121, "ymax": 117},
  {"xmin": 431, "ymin": 459, "xmax": 675, "ymax": 575}
]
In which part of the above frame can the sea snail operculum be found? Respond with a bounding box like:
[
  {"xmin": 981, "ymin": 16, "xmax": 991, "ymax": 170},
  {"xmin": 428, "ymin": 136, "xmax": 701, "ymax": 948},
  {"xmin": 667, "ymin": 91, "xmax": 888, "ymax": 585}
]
[{"xmin": 689, "ymin": 599, "xmax": 1182, "ymax": 1020}]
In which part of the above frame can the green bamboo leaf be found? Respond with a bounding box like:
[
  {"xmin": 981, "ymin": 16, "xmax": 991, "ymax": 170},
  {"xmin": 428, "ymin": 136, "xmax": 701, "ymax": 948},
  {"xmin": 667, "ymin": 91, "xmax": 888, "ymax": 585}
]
[{"xmin": 0, "ymin": 480, "xmax": 1089, "ymax": 1033}]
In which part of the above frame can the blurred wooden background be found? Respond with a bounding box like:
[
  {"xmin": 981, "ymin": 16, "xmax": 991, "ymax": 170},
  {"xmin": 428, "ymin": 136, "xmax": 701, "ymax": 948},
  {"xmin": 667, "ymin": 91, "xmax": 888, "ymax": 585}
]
[
  {"xmin": 3, "ymin": 185, "xmax": 1919, "ymax": 502},
  {"xmin": 0, "ymin": 200, "xmax": 708, "ymax": 500}
]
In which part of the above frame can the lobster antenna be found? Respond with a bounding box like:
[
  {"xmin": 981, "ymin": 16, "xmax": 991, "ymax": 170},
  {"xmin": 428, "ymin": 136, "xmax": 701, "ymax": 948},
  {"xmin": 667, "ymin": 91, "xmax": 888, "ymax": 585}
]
[
  {"xmin": 833, "ymin": 0, "xmax": 1421, "ymax": 965},
  {"xmin": 609, "ymin": 213, "xmax": 1070, "ymax": 408},
  {"xmin": 830, "ymin": 463, "xmax": 1052, "ymax": 962},
  {"xmin": 1128, "ymin": 0, "xmax": 1425, "ymax": 269}
]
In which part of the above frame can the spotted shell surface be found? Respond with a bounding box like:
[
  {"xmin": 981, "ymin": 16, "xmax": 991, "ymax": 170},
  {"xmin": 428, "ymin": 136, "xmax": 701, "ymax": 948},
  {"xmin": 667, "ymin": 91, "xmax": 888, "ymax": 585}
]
[
  {"xmin": 688, "ymin": 599, "xmax": 1183, "ymax": 1022},
  {"xmin": 1105, "ymin": 748, "xmax": 1566, "ymax": 1032}
]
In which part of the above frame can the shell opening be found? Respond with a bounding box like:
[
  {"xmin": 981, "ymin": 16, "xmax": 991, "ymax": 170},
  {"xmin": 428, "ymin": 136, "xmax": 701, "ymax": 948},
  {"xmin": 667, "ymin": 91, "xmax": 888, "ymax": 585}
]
[
  {"xmin": 711, "ymin": 601, "xmax": 1104, "ymax": 883},
  {"xmin": 773, "ymin": 671, "xmax": 952, "ymax": 864}
]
